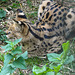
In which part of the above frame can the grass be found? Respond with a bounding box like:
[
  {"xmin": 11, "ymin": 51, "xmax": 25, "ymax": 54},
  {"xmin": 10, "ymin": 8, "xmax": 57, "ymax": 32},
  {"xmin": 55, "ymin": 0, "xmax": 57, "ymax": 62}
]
[
  {"xmin": 27, "ymin": 0, "xmax": 32, "ymax": 8},
  {"xmin": 0, "ymin": 0, "xmax": 75, "ymax": 75}
]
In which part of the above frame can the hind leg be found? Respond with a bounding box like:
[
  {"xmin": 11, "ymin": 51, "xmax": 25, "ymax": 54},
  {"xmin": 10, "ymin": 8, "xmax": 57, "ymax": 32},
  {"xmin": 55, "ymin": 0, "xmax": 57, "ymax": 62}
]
[{"xmin": 47, "ymin": 36, "xmax": 66, "ymax": 53}]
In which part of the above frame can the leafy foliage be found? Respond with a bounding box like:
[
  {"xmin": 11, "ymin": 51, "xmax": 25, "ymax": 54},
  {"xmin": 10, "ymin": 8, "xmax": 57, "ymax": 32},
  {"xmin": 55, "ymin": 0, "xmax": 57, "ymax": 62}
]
[
  {"xmin": 0, "ymin": 8, "xmax": 6, "ymax": 19},
  {"xmin": 10, "ymin": 2, "xmax": 20, "ymax": 9},
  {"xmin": 1, "ymin": 38, "xmax": 22, "ymax": 52},
  {"xmin": 0, "ymin": 38, "xmax": 74, "ymax": 75},
  {"xmin": 0, "ymin": 30, "xmax": 7, "ymax": 42},
  {"xmin": 12, "ymin": 57, "xmax": 26, "ymax": 69},
  {"xmin": 32, "ymin": 41, "xmax": 74, "ymax": 75},
  {"xmin": 0, "ymin": 0, "xmax": 75, "ymax": 75},
  {"xmin": 0, "ymin": 0, "xmax": 8, "ymax": 2},
  {"xmin": 0, "ymin": 53, "xmax": 4, "ymax": 72},
  {"xmin": 27, "ymin": 0, "xmax": 32, "ymax": 8},
  {"xmin": 0, "ymin": 38, "xmax": 28, "ymax": 75},
  {"xmin": 0, "ymin": 53, "xmax": 4, "ymax": 62},
  {"xmin": 27, "ymin": 11, "xmax": 38, "ymax": 24}
]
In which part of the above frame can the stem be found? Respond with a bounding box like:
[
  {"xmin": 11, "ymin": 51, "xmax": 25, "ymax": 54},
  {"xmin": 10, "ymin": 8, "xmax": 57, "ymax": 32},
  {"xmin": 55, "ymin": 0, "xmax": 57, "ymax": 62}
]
[{"xmin": 55, "ymin": 72, "xmax": 57, "ymax": 75}]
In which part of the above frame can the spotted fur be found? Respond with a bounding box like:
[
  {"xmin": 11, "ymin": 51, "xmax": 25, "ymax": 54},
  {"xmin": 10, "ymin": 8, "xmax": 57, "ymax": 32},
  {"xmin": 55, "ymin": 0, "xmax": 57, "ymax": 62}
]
[{"xmin": 6, "ymin": 0, "xmax": 75, "ymax": 57}]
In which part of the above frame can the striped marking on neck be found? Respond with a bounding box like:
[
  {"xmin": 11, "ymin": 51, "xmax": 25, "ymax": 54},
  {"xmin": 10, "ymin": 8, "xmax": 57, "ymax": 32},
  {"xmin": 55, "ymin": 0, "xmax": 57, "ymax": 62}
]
[
  {"xmin": 18, "ymin": 15, "xmax": 27, "ymax": 19},
  {"xmin": 28, "ymin": 25, "xmax": 44, "ymax": 41}
]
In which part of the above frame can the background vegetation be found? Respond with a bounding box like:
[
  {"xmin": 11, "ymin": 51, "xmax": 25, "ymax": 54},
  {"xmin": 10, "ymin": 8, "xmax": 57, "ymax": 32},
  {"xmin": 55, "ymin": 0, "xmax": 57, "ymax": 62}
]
[{"xmin": 0, "ymin": 0, "xmax": 75, "ymax": 75}]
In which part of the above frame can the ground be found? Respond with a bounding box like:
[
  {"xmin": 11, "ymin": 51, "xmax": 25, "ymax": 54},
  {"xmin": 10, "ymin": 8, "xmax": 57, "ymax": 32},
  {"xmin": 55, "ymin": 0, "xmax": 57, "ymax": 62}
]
[{"xmin": 0, "ymin": 0, "xmax": 75, "ymax": 75}]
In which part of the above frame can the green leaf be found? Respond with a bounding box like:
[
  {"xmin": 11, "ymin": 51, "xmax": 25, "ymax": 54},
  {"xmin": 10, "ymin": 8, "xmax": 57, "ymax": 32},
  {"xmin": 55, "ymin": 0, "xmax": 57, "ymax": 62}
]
[
  {"xmin": 32, "ymin": 21, "xmax": 35, "ymax": 24},
  {"xmin": 13, "ymin": 38, "xmax": 22, "ymax": 46},
  {"xmin": 0, "ymin": 9, "xmax": 6, "ymax": 18},
  {"xmin": 62, "ymin": 41, "xmax": 70, "ymax": 59},
  {"xmin": 0, "ymin": 30, "xmax": 7, "ymax": 41},
  {"xmin": 1, "ymin": 44, "xmax": 12, "ymax": 52},
  {"xmin": 5, "ymin": 41, "xmax": 15, "ymax": 48},
  {"xmin": 20, "ymin": 73, "xmax": 24, "ymax": 75},
  {"xmin": 10, "ymin": 3, "xmax": 20, "ymax": 8},
  {"xmin": 0, "ymin": 34, "xmax": 7, "ymax": 41},
  {"xmin": 1, "ymin": 0, "xmax": 7, "ymax": 1},
  {"xmin": 62, "ymin": 41, "xmax": 70, "ymax": 51},
  {"xmin": 64, "ymin": 55, "xmax": 74, "ymax": 64},
  {"xmin": 57, "ymin": 72, "xmax": 62, "ymax": 75},
  {"xmin": 13, "ymin": 57, "xmax": 26, "ymax": 69},
  {"xmin": 46, "ymin": 72, "xmax": 54, "ymax": 75},
  {"xmin": 0, "ymin": 30, "xmax": 5, "ymax": 34},
  {"xmin": 0, "ymin": 53, "xmax": 4, "ymax": 61},
  {"xmin": 47, "ymin": 53, "xmax": 61, "ymax": 63},
  {"xmin": 49, "ymin": 63, "xmax": 57, "ymax": 69},
  {"xmin": 32, "ymin": 73, "xmax": 34, "ymax": 75},
  {"xmin": 0, "ymin": 64, "xmax": 16, "ymax": 75},
  {"xmin": 5, "ymin": 41, "xmax": 12, "ymax": 44},
  {"xmin": 32, "ymin": 65, "xmax": 46, "ymax": 74},
  {"xmin": 21, "ymin": 51, "xmax": 28, "ymax": 59},
  {"xmin": 5, "ymin": 38, "xmax": 22, "ymax": 48},
  {"xmin": 46, "ymin": 72, "xmax": 62, "ymax": 75},
  {"xmin": 12, "ymin": 46, "xmax": 22, "ymax": 55},
  {"xmin": 54, "ymin": 65, "xmax": 62, "ymax": 73},
  {"xmin": 4, "ymin": 54, "xmax": 13, "ymax": 68},
  {"xmin": 16, "ymin": 51, "xmax": 28, "ymax": 59}
]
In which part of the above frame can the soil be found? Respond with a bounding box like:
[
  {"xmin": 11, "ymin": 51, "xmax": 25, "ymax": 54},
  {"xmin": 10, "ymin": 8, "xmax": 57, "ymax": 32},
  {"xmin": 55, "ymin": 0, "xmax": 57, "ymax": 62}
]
[{"xmin": 0, "ymin": 0, "xmax": 75, "ymax": 75}]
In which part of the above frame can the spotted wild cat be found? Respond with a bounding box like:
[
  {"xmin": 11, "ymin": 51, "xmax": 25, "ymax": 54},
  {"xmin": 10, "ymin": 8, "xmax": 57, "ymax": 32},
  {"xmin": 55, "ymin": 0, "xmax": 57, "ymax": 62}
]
[{"xmin": 6, "ymin": 0, "xmax": 75, "ymax": 56}]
